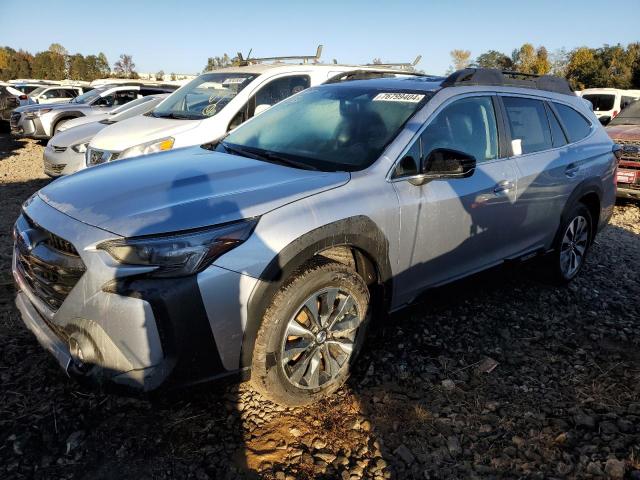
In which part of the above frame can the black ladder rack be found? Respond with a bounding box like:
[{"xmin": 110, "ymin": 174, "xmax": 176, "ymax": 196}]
[{"xmin": 441, "ymin": 68, "xmax": 573, "ymax": 95}]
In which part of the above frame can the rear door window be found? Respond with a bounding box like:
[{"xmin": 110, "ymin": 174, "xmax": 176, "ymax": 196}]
[
  {"xmin": 502, "ymin": 96, "xmax": 552, "ymax": 154},
  {"xmin": 553, "ymin": 103, "xmax": 592, "ymax": 143}
]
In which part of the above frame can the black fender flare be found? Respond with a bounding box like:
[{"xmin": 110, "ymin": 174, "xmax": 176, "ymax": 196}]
[
  {"xmin": 240, "ymin": 215, "xmax": 392, "ymax": 369},
  {"xmin": 556, "ymin": 176, "xmax": 603, "ymax": 243},
  {"xmin": 50, "ymin": 111, "xmax": 85, "ymax": 133}
]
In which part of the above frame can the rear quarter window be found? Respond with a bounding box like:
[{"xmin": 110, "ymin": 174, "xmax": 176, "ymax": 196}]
[{"xmin": 553, "ymin": 103, "xmax": 592, "ymax": 143}]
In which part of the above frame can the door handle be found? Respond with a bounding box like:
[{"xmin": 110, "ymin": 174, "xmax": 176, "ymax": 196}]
[
  {"xmin": 565, "ymin": 163, "xmax": 580, "ymax": 178},
  {"xmin": 493, "ymin": 180, "xmax": 514, "ymax": 196}
]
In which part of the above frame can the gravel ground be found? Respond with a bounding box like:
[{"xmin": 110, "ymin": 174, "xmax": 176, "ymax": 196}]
[{"xmin": 0, "ymin": 132, "xmax": 639, "ymax": 480}]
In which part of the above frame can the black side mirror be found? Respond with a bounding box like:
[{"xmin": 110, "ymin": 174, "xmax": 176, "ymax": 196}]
[{"xmin": 408, "ymin": 148, "xmax": 476, "ymax": 185}]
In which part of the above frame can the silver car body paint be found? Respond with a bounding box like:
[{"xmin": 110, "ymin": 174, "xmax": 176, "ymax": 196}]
[{"xmin": 13, "ymin": 79, "xmax": 617, "ymax": 390}]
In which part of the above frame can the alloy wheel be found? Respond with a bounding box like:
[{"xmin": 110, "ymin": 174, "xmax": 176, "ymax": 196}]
[
  {"xmin": 281, "ymin": 287, "xmax": 363, "ymax": 390},
  {"xmin": 560, "ymin": 215, "xmax": 589, "ymax": 278}
]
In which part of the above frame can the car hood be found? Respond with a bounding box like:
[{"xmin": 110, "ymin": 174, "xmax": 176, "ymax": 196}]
[
  {"xmin": 606, "ymin": 124, "xmax": 640, "ymax": 141},
  {"xmin": 89, "ymin": 114, "xmax": 203, "ymax": 151},
  {"xmin": 62, "ymin": 113, "xmax": 111, "ymax": 130},
  {"xmin": 38, "ymin": 146, "xmax": 350, "ymax": 237},
  {"xmin": 48, "ymin": 122, "xmax": 107, "ymax": 148}
]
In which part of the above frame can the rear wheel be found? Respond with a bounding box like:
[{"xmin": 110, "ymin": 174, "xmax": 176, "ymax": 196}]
[
  {"xmin": 551, "ymin": 203, "xmax": 592, "ymax": 283},
  {"xmin": 251, "ymin": 258, "xmax": 370, "ymax": 406}
]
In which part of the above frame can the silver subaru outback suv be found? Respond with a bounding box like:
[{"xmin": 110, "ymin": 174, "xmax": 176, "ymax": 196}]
[{"xmin": 13, "ymin": 69, "xmax": 617, "ymax": 405}]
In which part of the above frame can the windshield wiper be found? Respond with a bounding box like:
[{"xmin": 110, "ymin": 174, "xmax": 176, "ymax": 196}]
[
  {"xmin": 149, "ymin": 112, "xmax": 197, "ymax": 120},
  {"xmin": 220, "ymin": 142, "xmax": 317, "ymax": 170}
]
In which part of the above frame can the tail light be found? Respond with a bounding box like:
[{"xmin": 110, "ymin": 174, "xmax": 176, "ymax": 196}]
[
  {"xmin": 19, "ymin": 95, "xmax": 27, "ymax": 100},
  {"xmin": 612, "ymin": 110, "xmax": 618, "ymax": 118}
]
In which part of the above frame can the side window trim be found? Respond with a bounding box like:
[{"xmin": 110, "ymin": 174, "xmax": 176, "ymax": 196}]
[
  {"xmin": 544, "ymin": 101, "xmax": 569, "ymax": 147},
  {"xmin": 388, "ymin": 92, "xmax": 503, "ymax": 181}
]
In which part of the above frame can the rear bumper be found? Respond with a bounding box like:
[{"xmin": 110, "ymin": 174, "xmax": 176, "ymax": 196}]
[{"xmin": 617, "ymin": 185, "xmax": 640, "ymax": 199}]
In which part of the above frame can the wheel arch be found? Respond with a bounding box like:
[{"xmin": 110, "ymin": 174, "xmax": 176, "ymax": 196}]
[
  {"xmin": 50, "ymin": 111, "xmax": 84, "ymax": 134},
  {"xmin": 240, "ymin": 215, "xmax": 392, "ymax": 369},
  {"xmin": 561, "ymin": 177, "xmax": 603, "ymax": 242}
]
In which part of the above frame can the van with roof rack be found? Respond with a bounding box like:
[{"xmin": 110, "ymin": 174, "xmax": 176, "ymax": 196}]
[
  {"xmin": 13, "ymin": 68, "xmax": 616, "ymax": 405},
  {"xmin": 84, "ymin": 46, "xmax": 424, "ymax": 166},
  {"xmin": 581, "ymin": 88, "xmax": 640, "ymax": 125}
]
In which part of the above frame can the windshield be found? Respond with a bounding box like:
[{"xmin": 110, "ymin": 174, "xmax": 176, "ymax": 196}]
[
  {"xmin": 109, "ymin": 95, "xmax": 155, "ymax": 115},
  {"xmin": 609, "ymin": 101, "xmax": 640, "ymax": 126},
  {"xmin": 218, "ymin": 85, "xmax": 428, "ymax": 172},
  {"xmin": 150, "ymin": 72, "xmax": 259, "ymax": 120},
  {"xmin": 71, "ymin": 88, "xmax": 105, "ymax": 104},
  {"xmin": 28, "ymin": 86, "xmax": 47, "ymax": 97},
  {"xmin": 15, "ymin": 85, "xmax": 39, "ymax": 94},
  {"xmin": 105, "ymin": 95, "xmax": 164, "ymax": 123},
  {"xmin": 583, "ymin": 94, "xmax": 615, "ymax": 112}
]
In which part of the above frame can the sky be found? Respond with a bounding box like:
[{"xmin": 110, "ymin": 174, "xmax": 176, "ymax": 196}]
[{"xmin": 1, "ymin": 0, "xmax": 639, "ymax": 76}]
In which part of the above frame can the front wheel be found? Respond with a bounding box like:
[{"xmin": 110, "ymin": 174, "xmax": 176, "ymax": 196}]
[
  {"xmin": 551, "ymin": 203, "xmax": 593, "ymax": 283},
  {"xmin": 251, "ymin": 258, "xmax": 371, "ymax": 406}
]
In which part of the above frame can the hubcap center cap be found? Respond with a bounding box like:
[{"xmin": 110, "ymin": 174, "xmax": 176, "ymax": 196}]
[{"xmin": 316, "ymin": 330, "xmax": 327, "ymax": 344}]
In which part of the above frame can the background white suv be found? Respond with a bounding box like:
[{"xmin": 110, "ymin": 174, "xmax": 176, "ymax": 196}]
[{"xmin": 86, "ymin": 59, "xmax": 424, "ymax": 165}]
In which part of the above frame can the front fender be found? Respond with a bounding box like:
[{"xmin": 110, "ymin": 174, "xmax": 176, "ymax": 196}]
[{"xmin": 240, "ymin": 215, "xmax": 392, "ymax": 369}]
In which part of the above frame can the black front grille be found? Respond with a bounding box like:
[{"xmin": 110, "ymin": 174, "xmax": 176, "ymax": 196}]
[
  {"xmin": 614, "ymin": 139, "xmax": 640, "ymax": 162},
  {"xmin": 14, "ymin": 214, "xmax": 86, "ymax": 311}
]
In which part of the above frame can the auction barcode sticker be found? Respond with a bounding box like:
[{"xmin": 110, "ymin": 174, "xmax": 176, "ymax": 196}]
[
  {"xmin": 373, "ymin": 93, "xmax": 424, "ymax": 103},
  {"xmin": 223, "ymin": 77, "xmax": 248, "ymax": 84}
]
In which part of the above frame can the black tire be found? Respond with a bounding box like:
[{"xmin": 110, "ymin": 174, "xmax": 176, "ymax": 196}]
[
  {"xmin": 550, "ymin": 203, "xmax": 593, "ymax": 284},
  {"xmin": 251, "ymin": 258, "xmax": 371, "ymax": 406}
]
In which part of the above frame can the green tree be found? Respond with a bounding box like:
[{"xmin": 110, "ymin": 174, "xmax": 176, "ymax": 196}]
[
  {"xmin": 10, "ymin": 50, "xmax": 34, "ymax": 79},
  {"xmin": 474, "ymin": 50, "xmax": 513, "ymax": 69},
  {"xmin": 32, "ymin": 51, "xmax": 54, "ymax": 79},
  {"xmin": 565, "ymin": 47, "xmax": 604, "ymax": 89},
  {"xmin": 204, "ymin": 53, "xmax": 234, "ymax": 71},
  {"xmin": 155, "ymin": 70, "xmax": 164, "ymax": 81},
  {"xmin": 47, "ymin": 43, "xmax": 67, "ymax": 79},
  {"xmin": 96, "ymin": 52, "xmax": 110, "ymax": 77},
  {"xmin": 68, "ymin": 54, "xmax": 88, "ymax": 80},
  {"xmin": 170, "ymin": 72, "xmax": 177, "ymax": 81}
]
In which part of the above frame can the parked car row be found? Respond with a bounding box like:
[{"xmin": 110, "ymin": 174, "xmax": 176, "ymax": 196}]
[{"xmin": 9, "ymin": 58, "xmax": 619, "ymax": 406}]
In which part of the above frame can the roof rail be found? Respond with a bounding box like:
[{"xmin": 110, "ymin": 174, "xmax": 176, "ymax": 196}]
[
  {"xmin": 364, "ymin": 55, "xmax": 422, "ymax": 70},
  {"xmin": 441, "ymin": 68, "xmax": 573, "ymax": 95},
  {"xmin": 237, "ymin": 45, "xmax": 323, "ymax": 66},
  {"xmin": 325, "ymin": 69, "xmax": 430, "ymax": 84}
]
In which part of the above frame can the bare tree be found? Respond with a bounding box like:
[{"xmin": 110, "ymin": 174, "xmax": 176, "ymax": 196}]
[
  {"xmin": 449, "ymin": 49, "xmax": 471, "ymax": 72},
  {"xmin": 113, "ymin": 54, "xmax": 136, "ymax": 78}
]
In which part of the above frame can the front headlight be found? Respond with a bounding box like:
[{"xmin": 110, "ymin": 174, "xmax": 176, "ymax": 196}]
[
  {"xmin": 71, "ymin": 142, "xmax": 88, "ymax": 153},
  {"xmin": 119, "ymin": 137, "xmax": 175, "ymax": 160},
  {"xmin": 25, "ymin": 108, "xmax": 52, "ymax": 119},
  {"xmin": 97, "ymin": 219, "xmax": 257, "ymax": 277}
]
